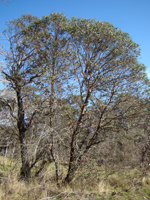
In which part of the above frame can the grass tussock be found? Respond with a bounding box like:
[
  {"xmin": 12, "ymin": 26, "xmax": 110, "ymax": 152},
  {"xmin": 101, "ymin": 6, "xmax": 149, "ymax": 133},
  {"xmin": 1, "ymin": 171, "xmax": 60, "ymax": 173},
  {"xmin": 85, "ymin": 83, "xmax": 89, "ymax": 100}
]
[{"xmin": 0, "ymin": 156, "xmax": 150, "ymax": 199}]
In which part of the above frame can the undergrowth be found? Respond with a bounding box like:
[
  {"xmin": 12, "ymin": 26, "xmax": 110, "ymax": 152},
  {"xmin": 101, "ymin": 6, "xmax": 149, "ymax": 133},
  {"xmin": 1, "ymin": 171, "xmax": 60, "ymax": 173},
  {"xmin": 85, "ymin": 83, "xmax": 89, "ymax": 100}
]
[{"xmin": 0, "ymin": 156, "xmax": 150, "ymax": 200}]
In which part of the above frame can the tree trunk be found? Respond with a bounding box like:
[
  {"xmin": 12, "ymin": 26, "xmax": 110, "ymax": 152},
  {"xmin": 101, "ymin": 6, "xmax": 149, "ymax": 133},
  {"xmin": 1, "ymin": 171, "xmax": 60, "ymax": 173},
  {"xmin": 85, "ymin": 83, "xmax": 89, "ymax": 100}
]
[
  {"xmin": 17, "ymin": 88, "xmax": 30, "ymax": 178},
  {"xmin": 19, "ymin": 136, "xmax": 31, "ymax": 178},
  {"xmin": 64, "ymin": 90, "xmax": 91, "ymax": 184},
  {"xmin": 64, "ymin": 161, "xmax": 78, "ymax": 184}
]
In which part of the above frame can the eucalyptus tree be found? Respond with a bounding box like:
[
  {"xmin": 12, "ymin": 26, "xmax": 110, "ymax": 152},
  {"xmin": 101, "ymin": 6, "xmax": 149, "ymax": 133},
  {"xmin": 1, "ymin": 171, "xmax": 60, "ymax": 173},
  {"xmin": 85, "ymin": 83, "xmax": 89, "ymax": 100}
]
[
  {"xmin": 63, "ymin": 17, "xmax": 149, "ymax": 183},
  {"xmin": 0, "ymin": 13, "xmax": 71, "ymax": 180},
  {"xmin": 23, "ymin": 13, "xmax": 72, "ymax": 184},
  {"xmin": 0, "ymin": 14, "xmax": 47, "ymax": 178}
]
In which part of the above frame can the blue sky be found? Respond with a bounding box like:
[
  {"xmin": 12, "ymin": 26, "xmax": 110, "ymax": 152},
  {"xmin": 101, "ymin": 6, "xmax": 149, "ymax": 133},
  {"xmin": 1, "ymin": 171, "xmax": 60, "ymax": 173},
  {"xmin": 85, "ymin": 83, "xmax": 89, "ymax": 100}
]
[{"xmin": 0, "ymin": 0, "xmax": 150, "ymax": 76}]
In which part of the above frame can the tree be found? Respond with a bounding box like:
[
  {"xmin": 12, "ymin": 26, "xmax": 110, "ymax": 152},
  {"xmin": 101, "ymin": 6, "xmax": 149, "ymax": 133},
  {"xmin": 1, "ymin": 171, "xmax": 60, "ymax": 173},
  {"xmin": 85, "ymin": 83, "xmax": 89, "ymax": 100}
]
[
  {"xmin": 0, "ymin": 13, "xmax": 149, "ymax": 183},
  {"xmin": 63, "ymin": 17, "xmax": 149, "ymax": 183},
  {"xmin": 0, "ymin": 14, "xmax": 47, "ymax": 178},
  {"xmin": 22, "ymin": 13, "xmax": 71, "ymax": 184}
]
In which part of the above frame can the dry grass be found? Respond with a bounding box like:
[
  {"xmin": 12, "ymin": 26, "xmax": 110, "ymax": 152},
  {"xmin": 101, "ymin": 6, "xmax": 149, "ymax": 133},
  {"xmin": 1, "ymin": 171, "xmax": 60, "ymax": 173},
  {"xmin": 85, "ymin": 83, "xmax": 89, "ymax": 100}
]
[
  {"xmin": 98, "ymin": 181, "xmax": 111, "ymax": 194},
  {"xmin": 0, "ymin": 156, "xmax": 150, "ymax": 199}
]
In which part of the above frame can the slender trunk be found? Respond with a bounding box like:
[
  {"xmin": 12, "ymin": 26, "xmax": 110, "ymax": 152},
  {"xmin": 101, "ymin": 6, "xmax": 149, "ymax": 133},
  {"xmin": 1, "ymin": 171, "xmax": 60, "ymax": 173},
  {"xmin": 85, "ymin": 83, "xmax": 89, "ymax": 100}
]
[
  {"xmin": 64, "ymin": 144, "xmax": 91, "ymax": 184},
  {"xmin": 64, "ymin": 149, "xmax": 84, "ymax": 184},
  {"xmin": 50, "ymin": 135, "xmax": 60, "ymax": 187},
  {"xmin": 64, "ymin": 162, "xmax": 78, "ymax": 184},
  {"xmin": 64, "ymin": 134, "xmax": 77, "ymax": 184},
  {"xmin": 49, "ymin": 53, "xmax": 60, "ymax": 185},
  {"xmin": 50, "ymin": 74, "xmax": 54, "ymax": 127},
  {"xmin": 64, "ymin": 90, "xmax": 91, "ymax": 184},
  {"xmin": 49, "ymin": 46, "xmax": 56, "ymax": 127}
]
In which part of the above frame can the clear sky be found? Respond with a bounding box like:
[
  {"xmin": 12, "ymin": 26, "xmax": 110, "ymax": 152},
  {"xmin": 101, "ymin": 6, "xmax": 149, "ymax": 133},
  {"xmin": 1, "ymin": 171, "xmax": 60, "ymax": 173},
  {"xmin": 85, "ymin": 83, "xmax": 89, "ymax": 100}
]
[{"xmin": 0, "ymin": 0, "xmax": 150, "ymax": 76}]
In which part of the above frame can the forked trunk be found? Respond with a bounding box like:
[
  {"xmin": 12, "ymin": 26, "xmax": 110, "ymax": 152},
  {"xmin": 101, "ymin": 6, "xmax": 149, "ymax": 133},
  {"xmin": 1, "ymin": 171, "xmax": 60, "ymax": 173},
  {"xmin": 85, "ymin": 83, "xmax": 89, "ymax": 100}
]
[{"xmin": 64, "ymin": 162, "xmax": 78, "ymax": 184}]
